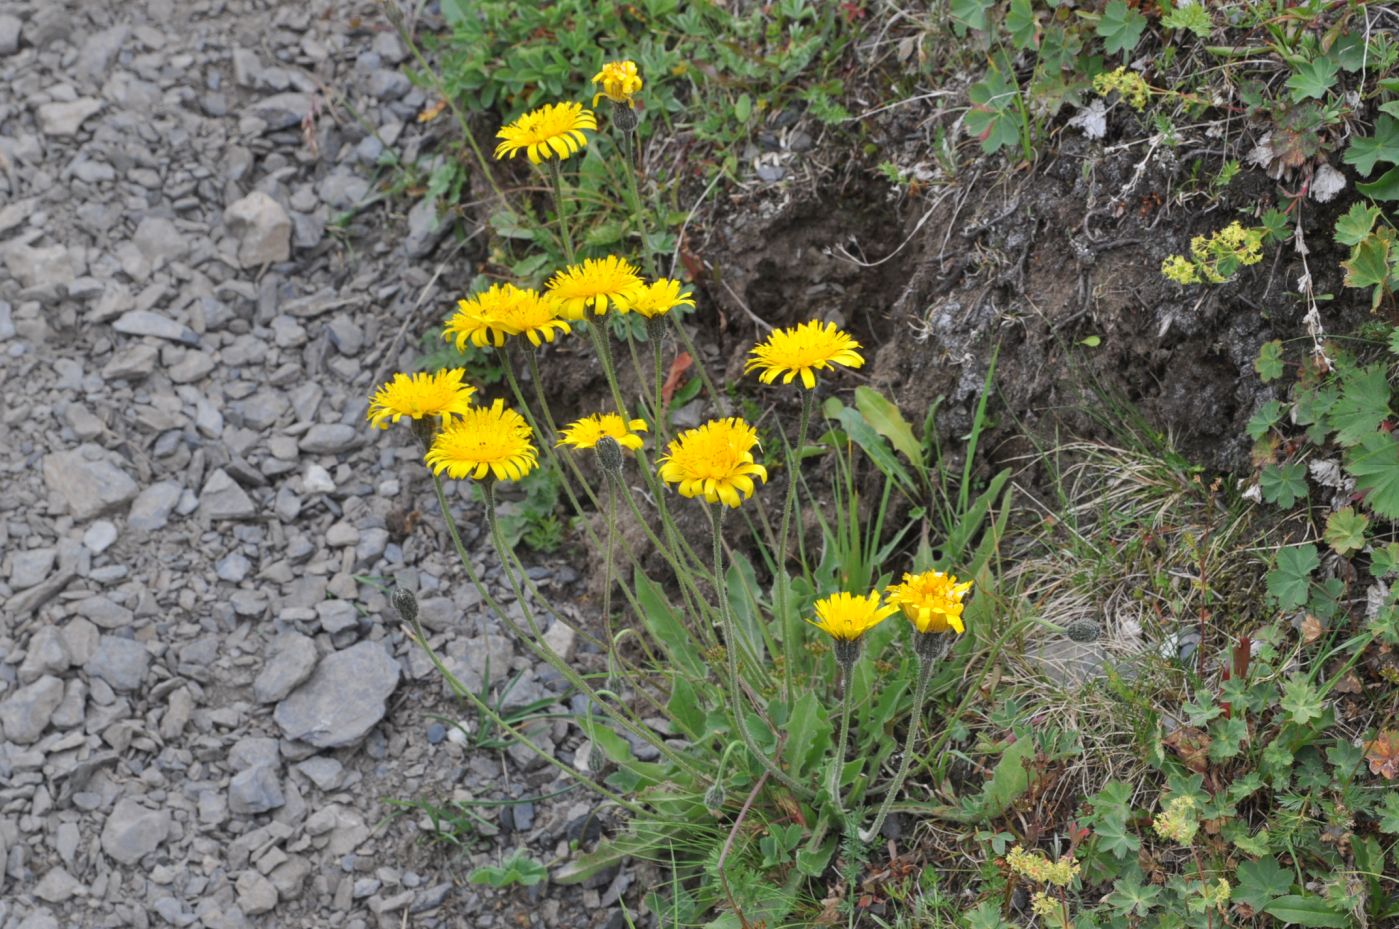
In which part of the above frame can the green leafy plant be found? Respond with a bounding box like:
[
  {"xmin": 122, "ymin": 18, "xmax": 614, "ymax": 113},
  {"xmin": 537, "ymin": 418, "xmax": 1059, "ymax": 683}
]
[{"xmin": 469, "ymin": 849, "xmax": 550, "ymax": 888}]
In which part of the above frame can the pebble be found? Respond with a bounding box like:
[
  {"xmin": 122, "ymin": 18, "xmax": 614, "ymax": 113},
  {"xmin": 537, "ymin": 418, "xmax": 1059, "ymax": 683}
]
[
  {"xmin": 198, "ymin": 469, "xmax": 257, "ymax": 520},
  {"xmin": 36, "ymin": 98, "xmax": 103, "ymax": 136},
  {"xmin": 42, "ymin": 444, "xmax": 139, "ymax": 520},
  {"xmin": 84, "ymin": 635, "xmax": 150, "ymax": 692},
  {"xmin": 225, "ymin": 192, "xmax": 291, "ymax": 268},
  {"xmin": 0, "ymin": 674, "xmax": 65, "ymax": 743},
  {"xmin": 113, "ymin": 309, "xmax": 199, "ymax": 344},
  {"xmin": 228, "ymin": 763, "xmax": 286, "ymax": 815},
  {"xmin": 101, "ymin": 798, "xmax": 171, "ymax": 865},
  {"xmin": 252, "ymin": 632, "xmax": 319, "ymax": 703},
  {"xmin": 127, "ymin": 481, "xmax": 183, "ymax": 531},
  {"xmin": 82, "ymin": 520, "xmax": 119, "ymax": 553}
]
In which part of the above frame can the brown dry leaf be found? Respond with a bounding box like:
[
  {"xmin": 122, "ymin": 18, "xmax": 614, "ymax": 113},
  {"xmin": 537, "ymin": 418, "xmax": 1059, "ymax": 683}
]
[
  {"xmin": 1300, "ymin": 614, "xmax": 1325, "ymax": 644},
  {"xmin": 661, "ymin": 352, "xmax": 693, "ymax": 404},
  {"xmin": 1164, "ymin": 726, "xmax": 1211, "ymax": 773},
  {"xmin": 418, "ymin": 99, "xmax": 448, "ymax": 123},
  {"xmin": 1365, "ymin": 730, "xmax": 1399, "ymax": 780},
  {"xmin": 1334, "ymin": 671, "xmax": 1364, "ymax": 695}
]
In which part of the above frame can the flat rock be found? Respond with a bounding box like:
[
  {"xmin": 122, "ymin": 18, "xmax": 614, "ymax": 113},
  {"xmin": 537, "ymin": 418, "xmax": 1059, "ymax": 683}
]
[
  {"xmin": 199, "ymin": 469, "xmax": 256, "ymax": 520},
  {"xmin": 253, "ymin": 632, "xmax": 319, "ymax": 703},
  {"xmin": 132, "ymin": 215, "xmax": 189, "ymax": 269},
  {"xmin": 43, "ymin": 444, "xmax": 139, "ymax": 520},
  {"xmin": 128, "ymin": 481, "xmax": 182, "ymax": 531},
  {"xmin": 10, "ymin": 547, "xmax": 56, "ymax": 589},
  {"xmin": 18, "ymin": 627, "xmax": 71, "ymax": 683},
  {"xmin": 4, "ymin": 242, "xmax": 75, "ymax": 290},
  {"xmin": 36, "ymin": 98, "xmax": 102, "ymax": 136},
  {"xmin": 101, "ymin": 798, "xmax": 170, "ymax": 865},
  {"xmin": 299, "ymin": 423, "xmax": 358, "ymax": 454},
  {"xmin": 113, "ymin": 309, "xmax": 198, "ymax": 345},
  {"xmin": 85, "ymin": 635, "xmax": 150, "ymax": 691},
  {"xmin": 228, "ymin": 763, "xmax": 285, "ymax": 815},
  {"xmin": 0, "ymin": 674, "xmax": 65, "ymax": 744},
  {"xmin": 0, "ymin": 14, "xmax": 19, "ymax": 55},
  {"xmin": 225, "ymin": 191, "xmax": 291, "ymax": 268},
  {"xmin": 274, "ymin": 640, "xmax": 400, "ymax": 748}
]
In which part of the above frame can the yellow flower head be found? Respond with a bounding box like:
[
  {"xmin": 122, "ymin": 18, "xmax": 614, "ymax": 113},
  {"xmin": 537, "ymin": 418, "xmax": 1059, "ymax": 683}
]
[
  {"xmin": 591, "ymin": 59, "xmax": 643, "ymax": 107},
  {"xmin": 424, "ymin": 398, "xmax": 538, "ymax": 482},
  {"xmin": 443, "ymin": 283, "xmax": 571, "ymax": 349},
  {"xmin": 367, "ymin": 368, "xmax": 476, "ymax": 429},
  {"xmin": 629, "ymin": 278, "xmax": 696, "ymax": 319},
  {"xmin": 1152, "ymin": 796, "xmax": 1199, "ymax": 845},
  {"xmin": 657, "ymin": 417, "xmax": 768, "ymax": 508},
  {"xmin": 558, "ymin": 413, "xmax": 648, "ymax": 451},
  {"xmin": 545, "ymin": 256, "xmax": 645, "ymax": 319},
  {"xmin": 744, "ymin": 320, "xmax": 865, "ymax": 389},
  {"xmin": 807, "ymin": 591, "xmax": 898, "ymax": 642},
  {"xmin": 494, "ymin": 101, "xmax": 597, "ymax": 164},
  {"xmin": 887, "ymin": 570, "xmax": 973, "ymax": 634}
]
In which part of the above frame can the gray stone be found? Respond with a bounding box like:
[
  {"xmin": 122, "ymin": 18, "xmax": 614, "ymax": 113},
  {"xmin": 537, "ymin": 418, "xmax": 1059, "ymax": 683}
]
[
  {"xmin": 4, "ymin": 242, "xmax": 75, "ymax": 290},
  {"xmin": 101, "ymin": 343, "xmax": 158, "ymax": 381},
  {"xmin": 404, "ymin": 196, "xmax": 448, "ymax": 258},
  {"xmin": 168, "ymin": 350, "xmax": 215, "ymax": 383},
  {"xmin": 0, "ymin": 14, "xmax": 20, "ymax": 55},
  {"xmin": 299, "ymin": 423, "xmax": 358, "ymax": 454},
  {"xmin": 228, "ymin": 763, "xmax": 285, "ymax": 815},
  {"xmin": 83, "ymin": 520, "xmax": 118, "ymax": 553},
  {"xmin": 252, "ymin": 633, "xmax": 318, "ymax": 703},
  {"xmin": 316, "ymin": 599, "xmax": 358, "ymax": 634},
  {"xmin": 302, "ymin": 463, "xmax": 335, "ymax": 494},
  {"xmin": 36, "ymin": 98, "xmax": 103, "ymax": 136},
  {"xmin": 18, "ymin": 627, "xmax": 71, "ymax": 683},
  {"xmin": 216, "ymin": 552, "xmax": 250, "ymax": 582},
  {"xmin": 441, "ymin": 633, "xmax": 513, "ymax": 692},
  {"xmin": 235, "ymin": 870, "xmax": 278, "ymax": 915},
  {"xmin": 14, "ymin": 910, "xmax": 59, "ymax": 929},
  {"xmin": 1027, "ymin": 640, "xmax": 1110, "ymax": 687},
  {"xmin": 199, "ymin": 469, "xmax": 256, "ymax": 520},
  {"xmin": 42, "ymin": 444, "xmax": 139, "ymax": 520},
  {"xmin": 101, "ymin": 798, "xmax": 170, "ymax": 865},
  {"xmin": 113, "ymin": 310, "xmax": 198, "ymax": 345},
  {"xmin": 129, "ymin": 481, "xmax": 183, "ymax": 531},
  {"xmin": 225, "ymin": 192, "xmax": 291, "ymax": 268},
  {"xmin": 243, "ymin": 91, "xmax": 309, "ymax": 130},
  {"xmin": 33, "ymin": 867, "xmax": 83, "ymax": 904},
  {"xmin": 0, "ymin": 674, "xmax": 65, "ymax": 744},
  {"xmin": 85, "ymin": 635, "xmax": 150, "ymax": 692},
  {"xmin": 10, "ymin": 547, "xmax": 56, "ymax": 589},
  {"xmin": 74, "ymin": 595, "xmax": 133, "ymax": 629},
  {"xmin": 228, "ymin": 736, "xmax": 280, "ymax": 772},
  {"xmin": 132, "ymin": 216, "xmax": 189, "ymax": 269},
  {"xmin": 295, "ymin": 756, "xmax": 344, "ymax": 791},
  {"xmin": 274, "ymin": 640, "xmax": 400, "ymax": 748}
]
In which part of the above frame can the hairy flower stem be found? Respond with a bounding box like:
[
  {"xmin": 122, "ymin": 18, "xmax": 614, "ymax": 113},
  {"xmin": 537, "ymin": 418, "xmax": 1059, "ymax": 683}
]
[
  {"xmin": 650, "ymin": 319, "xmax": 666, "ymax": 441},
  {"xmin": 862, "ymin": 634, "xmax": 940, "ymax": 842},
  {"xmin": 829, "ymin": 643, "xmax": 858, "ymax": 818},
  {"xmin": 618, "ymin": 128, "xmax": 655, "ymax": 279},
  {"xmin": 547, "ymin": 159, "xmax": 575, "ymax": 264},
  {"xmin": 709, "ymin": 507, "xmax": 810, "ymax": 799},
  {"xmin": 601, "ymin": 477, "xmax": 618, "ymax": 652},
  {"xmin": 776, "ymin": 389, "xmax": 814, "ymax": 703},
  {"xmin": 481, "ymin": 485, "xmax": 700, "ymax": 778},
  {"xmin": 624, "ymin": 332, "xmax": 662, "ymax": 428}
]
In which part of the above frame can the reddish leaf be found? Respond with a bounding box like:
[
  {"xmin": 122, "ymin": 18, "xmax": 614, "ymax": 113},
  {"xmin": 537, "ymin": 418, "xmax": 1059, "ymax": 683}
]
[
  {"xmin": 661, "ymin": 352, "xmax": 693, "ymax": 404},
  {"xmin": 1366, "ymin": 730, "xmax": 1399, "ymax": 779}
]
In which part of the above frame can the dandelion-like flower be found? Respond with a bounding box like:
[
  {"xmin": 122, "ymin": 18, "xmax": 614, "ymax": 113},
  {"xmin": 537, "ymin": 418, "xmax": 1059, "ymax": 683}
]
[
  {"xmin": 445, "ymin": 283, "xmax": 524, "ymax": 349},
  {"xmin": 558, "ymin": 413, "xmax": 648, "ymax": 451},
  {"xmin": 424, "ymin": 399, "xmax": 538, "ymax": 482},
  {"xmin": 592, "ymin": 59, "xmax": 643, "ymax": 107},
  {"xmin": 657, "ymin": 417, "xmax": 768, "ymax": 508},
  {"xmin": 490, "ymin": 286, "xmax": 572, "ymax": 347},
  {"xmin": 629, "ymin": 278, "xmax": 696, "ymax": 319},
  {"xmin": 807, "ymin": 591, "xmax": 898, "ymax": 642},
  {"xmin": 745, "ymin": 319, "xmax": 865, "ymax": 389},
  {"xmin": 887, "ymin": 570, "xmax": 973, "ymax": 634},
  {"xmin": 494, "ymin": 101, "xmax": 597, "ymax": 164},
  {"xmin": 367, "ymin": 369, "xmax": 476, "ymax": 429},
  {"xmin": 545, "ymin": 256, "xmax": 645, "ymax": 319}
]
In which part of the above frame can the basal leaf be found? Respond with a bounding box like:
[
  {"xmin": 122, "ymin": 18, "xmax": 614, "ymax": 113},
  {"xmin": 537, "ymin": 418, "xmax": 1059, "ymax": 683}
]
[
  {"xmin": 1347, "ymin": 431, "xmax": 1399, "ymax": 519},
  {"xmin": 1097, "ymin": 0, "xmax": 1147, "ymax": 57},
  {"xmin": 1334, "ymin": 201, "xmax": 1380, "ymax": 247},
  {"xmin": 1343, "ymin": 115, "xmax": 1399, "ymax": 175},
  {"xmin": 854, "ymin": 386, "xmax": 925, "ymax": 471},
  {"xmin": 1328, "ymin": 364, "xmax": 1392, "ymax": 446}
]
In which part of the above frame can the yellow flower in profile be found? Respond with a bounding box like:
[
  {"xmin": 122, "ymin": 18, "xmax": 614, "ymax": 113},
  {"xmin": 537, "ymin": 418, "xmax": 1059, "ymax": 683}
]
[
  {"xmin": 367, "ymin": 369, "xmax": 476, "ymax": 429},
  {"xmin": 807, "ymin": 591, "xmax": 898, "ymax": 642},
  {"xmin": 745, "ymin": 320, "xmax": 865, "ymax": 389},
  {"xmin": 545, "ymin": 256, "xmax": 645, "ymax": 319},
  {"xmin": 424, "ymin": 399, "xmax": 538, "ymax": 482},
  {"xmin": 657, "ymin": 418, "xmax": 768, "ymax": 508},
  {"xmin": 444, "ymin": 283, "xmax": 522, "ymax": 349},
  {"xmin": 887, "ymin": 570, "xmax": 973, "ymax": 634},
  {"xmin": 591, "ymin": 60, "xmax": 643, "ymax": 107},
  {"xmin": 629, "ymin": 278, "xmax": 696, "ymax": 319},
  {"xmin": 558, "ymin": 413, "xmax": 648, "ymax": 451},
  {"xmin": 494, "ymin": 101, "xmax": 597, "ymax": 164},
  {"xmin": 488, "ymin": 287, "xmax": 573, "ymax": 347}
]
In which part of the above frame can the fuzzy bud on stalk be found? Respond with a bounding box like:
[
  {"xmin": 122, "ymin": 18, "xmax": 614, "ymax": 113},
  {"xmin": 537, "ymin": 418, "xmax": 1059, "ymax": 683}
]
[
  {"xmin": 595, "ymin": 435, "xmax": 624, "ymax": 475},
  {"xmin": 390, "ymin": 586, "xmax": 418, "ymax": 624}
]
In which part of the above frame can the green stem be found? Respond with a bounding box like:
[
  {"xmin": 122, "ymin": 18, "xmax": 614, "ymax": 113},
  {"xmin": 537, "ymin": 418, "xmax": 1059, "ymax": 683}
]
[
  {"xmin": 829, "ymin": 650, "xmax": 856, "ymax": 818},
  {"xmin": 651, "ymin": 322, "xmax": 666, "ymax": 442},
  {"xmin": 709, "ymin": 506, "xmax": 810, "ymax": 799},
  {"xmin": 548, "ymin": 158, "xmax": 575, "ymax": 264},
  {"xmin": 776, "ymin": 389, "xmax": 814, "ymax": 703},
  {"xmin": 862, "ymin": 644, "xmax": 935, "ymax": 842},
  {"xmin": 619, "ymin": 128, "xmax": 656, "ymax": 279}
]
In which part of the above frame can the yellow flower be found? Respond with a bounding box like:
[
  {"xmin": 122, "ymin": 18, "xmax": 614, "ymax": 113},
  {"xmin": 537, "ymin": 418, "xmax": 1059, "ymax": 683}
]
[
  {"xmin": 887, "ymin": 570, "xmax": 973, "ymax": 634},
  {"xmin": 367, "ymin": 368, "xmax": 476, "ymax": 429},
  {"xmin": 494, "ymin": 101, "xmax": 597, "ymax": 164},
  {"xmin": 545, "ymin": 256, "xmax": 645, "ymax": 319},
  {"xmin": 591, "ymin": 59, "xmax": 643, "ymax": 107},
  {"xmin": 1161, "ymin": 254, "xmax": 1201, "ymax": 284},
  {"xmin": 629, "ymin": 278, "xmax": 696, "ymax": 319},
  {"xmin": 1092, "ymin": 66, "xmax": 1150, "ymax": 110},
  {"xmin": 1030, "ymin": 892, "xmax": 1058, "ymax": 919},
  {"xmin": 558, "ymin": 413, "xmax": 648, "ymax": 451},
  {"xmin": 444, "ymin": 283, "xmax": 570, "ymax": 349},
  {"xmin": 807, "ymin": 591, "xmax": 898, "ymax": 642},
  {"xmin": 1152, "ymin": 796, "xmax": 1199, "ymax": 845},
  {"xmin": 424, "ymin": 399, "xmax": 538, "ymax": 482},
  {"xmin": 1006, "ymin": 846, "xmax": 1080, "ymax": 889},
  {"xmin": 657, "ymin": 417, "xmax": 768, "ymax": 508},
  {"xmin": 744, "ymin": 320, "xmax": 865, "ymax": 389}
]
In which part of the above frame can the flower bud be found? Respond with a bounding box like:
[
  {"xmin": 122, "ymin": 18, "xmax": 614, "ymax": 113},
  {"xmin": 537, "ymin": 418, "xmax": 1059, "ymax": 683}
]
[
  {"xmin": 611, "ymin": 104, "xmax": 638, "ymax": 134},
  {"xmin": 390, "ymin": 586, "xmax": 418, "ymax": 624},
  {"xmin": 595, "ymin": 435, "xmax": 624, "ymax": 474},
  {"xmin": 704, "ymin": 782, "xmax": 727, "ymax": 816},
  {"xmin": 1066, "ymin": 618, "xmax": 1101, "ymax": 643}
]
